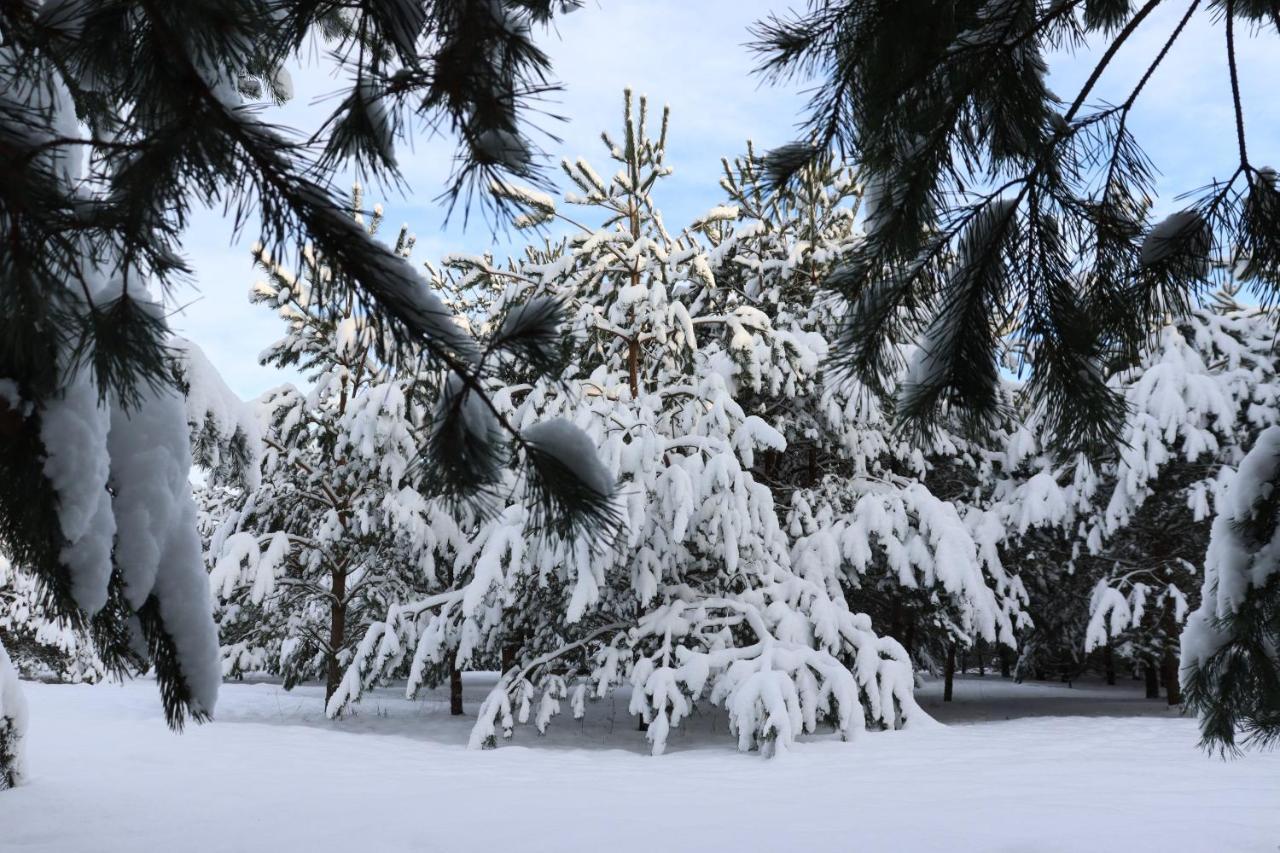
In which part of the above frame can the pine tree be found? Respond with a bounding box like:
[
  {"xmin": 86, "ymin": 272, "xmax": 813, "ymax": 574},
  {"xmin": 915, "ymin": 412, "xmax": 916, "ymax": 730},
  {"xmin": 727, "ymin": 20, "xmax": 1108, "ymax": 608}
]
[
  {"xmin": 754, "ymin": 0, "xmax": 1280, "ymax": 750},
  {"xmin": 1, "ymin": 0, "xmax": 603, "ymax": 786},
  {"xmin": 1182, "ymin": 425, "xmax": 1280, "ymax": 752},
  {"xmin": 332, "ymin": 93, "xmax": 925, "ymax": 756},
  {"xmin": 991, "ymin": 286, "xmax": 1280, "ymax": 705},
  {"xmin": 203, "ymin": 192, "xmax": 464, "ymax": 707},
  {"xmin": 0, "ymin": 636, "xmax": 24, "ymax": 789},
  {"xmin": 703, "ymin": 150, "xmax": 1029, "ymax": 680},
  {"xmin": 0, "ymin": 553, "xmax": 105, "ymax": 684}
]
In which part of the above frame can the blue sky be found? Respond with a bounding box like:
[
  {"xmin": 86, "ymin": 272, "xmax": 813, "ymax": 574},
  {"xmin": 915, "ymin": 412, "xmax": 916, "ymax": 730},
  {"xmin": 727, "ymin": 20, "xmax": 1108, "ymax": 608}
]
[{"xmin": 169, "ymin": 1, "xmax": 1280, "ymax": 399}]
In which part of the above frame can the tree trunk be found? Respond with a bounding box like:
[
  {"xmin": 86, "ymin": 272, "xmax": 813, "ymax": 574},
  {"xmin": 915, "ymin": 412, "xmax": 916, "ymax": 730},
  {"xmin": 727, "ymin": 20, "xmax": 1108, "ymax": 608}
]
[
  {"xmin": 627, "ymin": 338, "xmax": 640, "ymax": 399},
  {"xmin": 959, "ymin": 648, "xmax": 968, "ymax": 676},
  {"xmin": 1162, "ymin": 647, "xmax": 1181, "ymax": 706},
  {"xmin": 1160, "ymin": 607, "xmax": 1182, "ymax": 706},
  {"xmin": 1000, "ymin": 647, "xmax": 1012, "ymax": 679},
  {"xmin": 501, "ymin": 643, "xmax": 518, "ymax": 675},
  {"xmin": 944, "ymin": 643, "xmax": 957, "ymax": 702},
  {"xmin": 450, "ymin": 662, "xmax": 464, "ymax": 716},
  {"xmin": 324, "ymin": 567, "xmax": 348, "ymax": 706},
  {"xmin": 1144, "ymin": 657, "xmax": 1160, "ymax": 699},
  {"xmin": 977, "ymin": 637, "xmax": 986, "ymax": 677},
  {"xmin": 1104, "ymin": 644, "xmax": 1116, "ymax": 686}
]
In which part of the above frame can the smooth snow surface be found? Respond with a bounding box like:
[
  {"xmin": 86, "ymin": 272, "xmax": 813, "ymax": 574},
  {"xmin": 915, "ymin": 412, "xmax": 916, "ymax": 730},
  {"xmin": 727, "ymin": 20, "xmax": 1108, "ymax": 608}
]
[{"xmin": 3, "ymin": 676, "xmax": 1277, "ymax": 852}]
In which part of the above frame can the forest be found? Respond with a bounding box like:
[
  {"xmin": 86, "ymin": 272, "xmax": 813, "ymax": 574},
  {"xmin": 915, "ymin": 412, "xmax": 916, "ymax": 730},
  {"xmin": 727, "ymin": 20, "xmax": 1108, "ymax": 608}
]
[{"xmin": 1, "ymin": 2, "xmax": 1278, "ymax": 851}]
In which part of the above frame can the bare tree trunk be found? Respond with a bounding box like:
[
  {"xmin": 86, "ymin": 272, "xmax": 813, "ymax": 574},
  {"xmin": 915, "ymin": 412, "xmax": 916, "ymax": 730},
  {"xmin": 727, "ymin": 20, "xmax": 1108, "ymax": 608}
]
[
  {"xmin": 627, "ymin": 338, "xmax": 640, "ymax": 399},
  {"xmin": 1160, "ymin": 607, "xmax": 1181, "ymax": 706},
  {"xmin": 1144, "ymin": 657, "xmax": 1160, "ymax": 699},
  {"xmin": 450, "ymin": 662, "xmax": 464, "ymax": 716},
  {"xmin": 944, "ymin": 643, "xmax": 957, "ymax": 702},
  {"xmin": 501, "ymin": 643, "xmax": 517, "ymax": 675},
  {"xmin": 1104, "ymin": 644, "xmax": 1116, "ymax": 686},
  {"xmin": 977, "ymin": 637, "xmax": 986, "ymax": 677},
  {"xmin": 1000, "ymin": 646, "xmax": 1012, "ymax": 679},
  {"xmin": 1162, "ymin": 647, "xmax": 1181, "ymax": 706},
  {"xmin": 324, "ymin": 567, "xmax": 348, "ymax": 706}
]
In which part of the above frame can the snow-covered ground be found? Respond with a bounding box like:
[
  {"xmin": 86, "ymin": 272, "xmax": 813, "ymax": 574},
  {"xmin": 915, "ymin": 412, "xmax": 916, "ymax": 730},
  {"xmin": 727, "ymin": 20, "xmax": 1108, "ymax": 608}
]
[{"xmin": 2, "ymin": 674, "xmax": 1277, "ymax": 852}]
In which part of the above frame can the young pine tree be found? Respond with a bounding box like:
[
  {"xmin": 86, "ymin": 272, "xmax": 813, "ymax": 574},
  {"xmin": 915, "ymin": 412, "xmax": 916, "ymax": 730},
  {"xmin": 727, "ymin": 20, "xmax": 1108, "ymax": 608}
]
[
  {"xmin": 332, "ymin": 93, "xmax": 926, "ymax": 757},
  {"xmin": 704, "ymin": 149, "xmax": 1030, "ymax": 687},
  {"xmin": 202, "ymin": 193, "xmax": 463, "ymax": 707}
]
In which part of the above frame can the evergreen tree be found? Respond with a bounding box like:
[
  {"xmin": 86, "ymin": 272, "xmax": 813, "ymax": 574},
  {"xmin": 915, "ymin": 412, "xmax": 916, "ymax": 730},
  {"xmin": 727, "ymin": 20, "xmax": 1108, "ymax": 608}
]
[
  {"xmin": 0, "ymin": 553, "xmax": 105, "ymax": 684},
  {"xmin": 1, "ymin": 0, "xmax": 606, "ymax": 786},
  {"xmin": 755, "ymin": 0, "xmax": 1280, "ymax": 750},
  {"xmin": 703, "ymin": 150, "xmax": 1029, "ymax": 678},
  {"xmin": 0, "ymin": 635, "xmax": 24, "ymax": 789},
  {"xmin": 202, "ymin": 193, "xmax": 462, "ymax": 706},
  {"xmin": 332, "ymin": 94, "xmax": 925, "ymax": 756},
  {"xmin": 1183, "ymin": 425, "xmax": 1280, "ymax": 752}
]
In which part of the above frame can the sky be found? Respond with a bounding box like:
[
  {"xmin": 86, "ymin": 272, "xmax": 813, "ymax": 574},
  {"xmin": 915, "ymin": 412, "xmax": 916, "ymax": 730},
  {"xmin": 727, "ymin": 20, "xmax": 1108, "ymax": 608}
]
[{"xmin": 169, "ymin": 1, "xmax": 1280, "ymax": 400}]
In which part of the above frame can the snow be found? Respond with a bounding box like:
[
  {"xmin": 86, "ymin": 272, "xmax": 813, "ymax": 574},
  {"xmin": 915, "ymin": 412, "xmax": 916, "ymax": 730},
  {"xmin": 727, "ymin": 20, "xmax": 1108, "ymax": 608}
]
[
  {"xmin": 476, "ymin": 129, "xmax": 532, "ymax": 171},
  {"xmin": 0, "ymin": 641, "xmax": 26, "ymax": 788},
  {"xmin": 272, "ymin": 67, "xmax": 294, "ymax": 102},
  {"xmin": 1140, "ymin": 210, "xmax": 1207, "ymax": 266},
  {"xmin": 1182, "ymin": 425, "xmax": 1280, "ymax": 669},
  {"xmin": 4, "ymin": 675, "xmax": 1277, "ymax": 852},
  {"xmin": 38, "ymin": 366, "xmax": 116, "ymax": 615},
  {"xmin": 108, "ymin": 382, "xmax": 222, "ymax": 716},
  {"xmin": 522, "ymin": 417, "xmax": 615, "ymax": 497},
  {"xmin": 174, "ymin": 337, "xmax": 263, "ymax": 489}
]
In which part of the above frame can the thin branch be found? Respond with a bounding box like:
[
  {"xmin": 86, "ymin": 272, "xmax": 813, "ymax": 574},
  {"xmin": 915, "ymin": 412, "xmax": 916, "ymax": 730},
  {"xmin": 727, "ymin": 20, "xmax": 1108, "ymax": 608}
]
[{"xmin": 1225, "ymin": 0, "xmax": 1250, "ymax": 168}]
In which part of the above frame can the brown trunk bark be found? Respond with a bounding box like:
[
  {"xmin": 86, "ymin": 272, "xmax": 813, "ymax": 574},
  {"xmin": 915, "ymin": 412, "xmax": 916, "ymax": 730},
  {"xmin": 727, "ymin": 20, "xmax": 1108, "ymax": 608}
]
[
  {"xmin": 627, "ymin": 338, "xmax": 640, "ymax": 399},
  {"xmin": 944, "ymin": 643, "xmax": 957, "ymax": 702},
  {"xmin": 1144, "ymin": 657, "xmax": 1160, "ymax": 699},
  {"xmin": 324, "ymin": 567, "xmax": 348, "ymax": 706},
  {"xmin": 450, "ymin": 662, "xmax": 464, "ymax": 716}
]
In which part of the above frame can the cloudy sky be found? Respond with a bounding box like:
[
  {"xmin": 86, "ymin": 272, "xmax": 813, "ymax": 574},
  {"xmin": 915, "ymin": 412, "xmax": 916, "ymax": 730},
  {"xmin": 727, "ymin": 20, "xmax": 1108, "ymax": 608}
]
[{"xmin": 169, "ymin": 1, "xmax": 1280, "ymax": 399}]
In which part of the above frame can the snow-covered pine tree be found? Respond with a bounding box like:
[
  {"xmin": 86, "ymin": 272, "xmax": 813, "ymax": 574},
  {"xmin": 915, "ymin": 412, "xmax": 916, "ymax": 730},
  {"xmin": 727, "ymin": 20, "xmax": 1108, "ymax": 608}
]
[
  {"xmin": 0, "ymin": 635, "xmax": 24, "ymax": 789},
  {"xmin": 702, "ymin": 149, "xmax": 1028, "ymax": 685},
  {"xmin": 334, "ymin": 92, "xmax": 925, "ymax": 757},
  {"xmin": 1082, "ymin": 290, "xmax": 1279, "ymax": 700},
  {"xmin": 753, "ymin": 0, "xmax": 1280, "ymax": 749},
  {"xmin": 2, "ymin": 1, "xmax": 613, "ymax": 787},
  {"xmin": 0, "ymin": 553, "xmax": 105, "ymax": 685},
  {"xmin": 203, "ymin": 191, "xmax": 464, "ymax": 706},
  {"xmin": 990, "ymin": 286, "xmax": 1280, "ymax": 701},
  {"xmin": 1183, "ymin": 425, "xmax": 1280, "ymax": 753},
  {"xmin": 0, "ymin": 71, "xmax": 228, "ymax": 790}
]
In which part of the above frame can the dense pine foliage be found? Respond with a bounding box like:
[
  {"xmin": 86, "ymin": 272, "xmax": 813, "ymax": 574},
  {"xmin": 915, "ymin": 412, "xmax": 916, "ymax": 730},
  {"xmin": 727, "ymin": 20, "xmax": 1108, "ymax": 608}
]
[
  {"xmin": 753, "ymin": 0, "xmax": 1280, "ymax": 753},
  {"xmin": 6, "ymin": 0, "xmax": 1280, "ymax": 790},
  {"xmin": 0, "ymin": 0, "xmax": 609, "ymax": 785}
]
